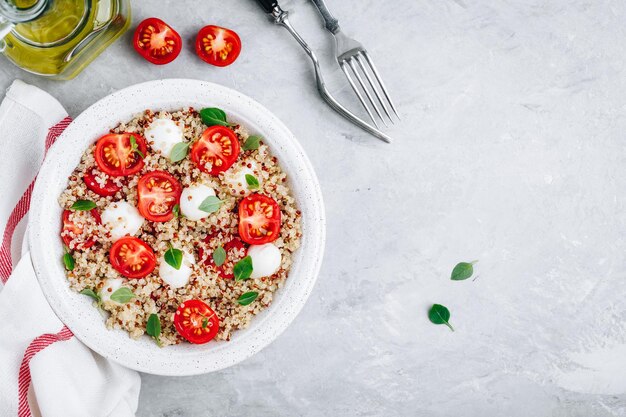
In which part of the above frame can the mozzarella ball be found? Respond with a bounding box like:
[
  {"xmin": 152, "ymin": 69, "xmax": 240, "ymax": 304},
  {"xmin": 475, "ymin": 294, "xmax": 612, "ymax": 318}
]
[
  {"xmin": 144, "ymin": 118, "xmax": 184, "ymax": 159},
  {"xmin": 159, "ymin": 250, "xmax": 195, "ymax": 289},
  {"xmin": 248, "ymin": 243, "xmax": 281, "ymax": 279},
  {"xmin": 223, "ymin": 162, "xmax": 261, "ymax": 196},
  {"xmin": 101, "ymin": 201, "xmax": 144, "ymax": 241},
  {"xmin": 99, "ymin": 278, "xmax": 124, "ymax": 303},
  {"xmin": 180, "ymin": 184, "xmax": 216, "ymax": 221}
]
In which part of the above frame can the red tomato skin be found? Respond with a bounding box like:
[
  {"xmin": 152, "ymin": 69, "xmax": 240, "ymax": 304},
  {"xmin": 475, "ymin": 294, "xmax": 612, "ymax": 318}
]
[
  {"xmin": 136, "ymin": 170, "xmax": 182, "ymax": 222},
  {"xmin": 133, "ymin": 18, "xmax": 182, "ymax": 65},
  {"xmin": 109, "ymin": 236, "xmax": 156, "ymax": 279},
  {"xmin": 195, "ymin": 25, "xmax": 242, "ymax": 67},
  {"xmin": 61, "ymin": 209, "xmax": 101, "ymax": 250},
  {"xmin": 83, "ymin": 168, "xmax": 121, "ymax": 197},
  {"xmin": 174, "ymin": 299, "xmax": 220, "ymax": 344},
  {"xmin": 237, "ymin": 194, "xmax": 281, "ymax": 245},
  {"xmin": 94, "ymin": 133, "xmax": 147, "ymax": 177},
  {"xmin": 190, "ymin": 126, "xmax": 240, "ymax": 176}
]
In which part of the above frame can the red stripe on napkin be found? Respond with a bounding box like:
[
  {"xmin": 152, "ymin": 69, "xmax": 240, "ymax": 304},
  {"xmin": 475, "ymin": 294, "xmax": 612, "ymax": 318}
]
[
  {"xmin": 0, "ymin": 117, "xmax": 72, "ymax": 283},
  {"xmin": 17, "ymin": 325, "xmax": 74, "ymax": 417}
]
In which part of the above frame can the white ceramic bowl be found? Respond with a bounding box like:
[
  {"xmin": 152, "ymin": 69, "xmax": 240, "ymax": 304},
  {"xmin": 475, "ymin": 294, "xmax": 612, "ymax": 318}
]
[{"xmin": 29, "ymin": 79, "xmax": 325, "ymax": 376}]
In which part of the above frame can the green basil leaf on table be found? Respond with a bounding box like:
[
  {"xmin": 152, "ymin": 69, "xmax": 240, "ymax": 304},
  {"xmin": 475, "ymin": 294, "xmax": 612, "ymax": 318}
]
[
  {"xmin": 451, "ymin": 260, "xmax": 477, "ymax": 281},
  {"xmin": 428, "ymin": 304, "xmax": 454, "ymax": 332}
]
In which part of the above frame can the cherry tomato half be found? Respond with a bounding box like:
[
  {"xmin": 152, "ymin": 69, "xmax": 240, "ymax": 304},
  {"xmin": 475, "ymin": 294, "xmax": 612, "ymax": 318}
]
[
  {"xmin": 190, "ymin": 126, "xmax": 240, "ymax": 176},
  {"xmin": 109, "ymin": 236, "xmax": 156, "ymax": 279},
  {"xmin": 238, "ymin": 194, "xmax": 281, "ymax": 245},
  {"xmin": 198, "ymin": 233, "xmax": 247, "ymax": 279},
  {"xmin": 83, "ymin": 168, "xmax": 121, "ymax": 197},
  {"xmin": 133, "ymin": 18, "xmax": 182, "ymax": 65},
  {"xmin": 61, "ymin": 209, "xmax": 101, "ymax": 250},
  {"xmin": 94, "ymin": 133, "xmax": 147, "ymax": 177},
  {"xmin": 174, "ymin": 299, "xmax": 220, "ymax": 344},
  {"xmin": 137, "ymin": 170, "xmax": 182, "ymax": 222},
  {"xmin": 195, "ymin": 25, "xmax": 241, "ymax": 67}
]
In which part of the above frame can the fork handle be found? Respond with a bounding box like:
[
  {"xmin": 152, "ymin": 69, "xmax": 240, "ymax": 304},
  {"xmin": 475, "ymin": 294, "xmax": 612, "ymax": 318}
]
[
  {"xmin": 310, "ymin": 0, "xmax": 340, "ymax": 34},
  {"xmin": 255, "ymin": 0, "xmax": 278, "ymax": 13}
]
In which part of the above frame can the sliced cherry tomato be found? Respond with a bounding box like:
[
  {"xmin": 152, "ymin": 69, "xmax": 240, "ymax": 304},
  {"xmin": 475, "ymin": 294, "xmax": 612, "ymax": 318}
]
[
  {"xmin": 238, "ymin": 194, "xmax": 281, "ymax": 245},
  {"xmin": 174, "ymin": 299, "xmax": 220, "ymax": 344},
  {"xmin": 190, "ymin": 126, "xmax": 240, "ymax": 176},
  {"xmin": 83, "ymin": 168, "xmax": 121, "ymax": 197},
  {"xmin": 133, "ymin": 18, "xmax": 182, "ymax": 65},
  {"xmin": 109, "ymin": 236, "xmax": 156, "ymax": 279},
  {"xmin": 195, "ymin": 25, "xmax": 241, "ymax": 67},
  {"xmin": 61, "ymin": 209, "xmax": 101, "ymax": 250},
  {"xmin": 137, "ymin": 170, "xmax": 182, "ymax": 222},
  {"xmin": 198, "ymin": 233, "xmax": 247, "ymax": 279},
  {"xmin": 94, "ymin": 133, "xmax": 147, "ymax": 177}
]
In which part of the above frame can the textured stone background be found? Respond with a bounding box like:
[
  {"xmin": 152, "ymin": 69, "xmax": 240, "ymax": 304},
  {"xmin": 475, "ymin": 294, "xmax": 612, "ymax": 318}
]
[{"xmin": 1, "ymin": 0, "xmax": 625, "ymax": 415}]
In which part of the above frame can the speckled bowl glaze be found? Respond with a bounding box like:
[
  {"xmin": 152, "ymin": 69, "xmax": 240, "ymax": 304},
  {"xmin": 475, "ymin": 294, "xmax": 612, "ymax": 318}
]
[{"xmin": 29, "ymin": 79, "xmax": 326, "ymax": 376}]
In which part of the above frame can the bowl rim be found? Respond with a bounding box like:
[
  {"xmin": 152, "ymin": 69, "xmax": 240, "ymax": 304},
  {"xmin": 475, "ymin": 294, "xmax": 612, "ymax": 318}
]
[{"xmin": 28, "ymin": 79, "xmax": 326, "ymax": 375}]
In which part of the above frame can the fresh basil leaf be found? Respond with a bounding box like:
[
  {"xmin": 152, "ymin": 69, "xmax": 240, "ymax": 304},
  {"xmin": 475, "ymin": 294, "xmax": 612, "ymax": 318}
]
[
  {"xmin": 245, "ymin": 174, "xmax": 260, "ymax": 190},
  {"xmin": 237, "ymin": 291, "xmax": 258, "ymax": 306},
  {"xmin": 63, "ymin": 252, "xmax": 75, "ymax": 271},
  {"xmin": 202, "ymin": 317, "xmax": 208, "ymax": 329},
  {"xmin": 234, "ymin": 256, "xmax": 253, "ymax": 281},
  {"xmin": 71, "ymin": 200, "xmax": 96, "ymax": 211},
  {"xmin": 130, "ymin": 135, "xmax": 145, "ymax": 159},
  {"xmin": 243, "ymin": 135, "xmax": 261, "ymax": 151},
  {"xmin": 200, "ymin": 107, "xmax": 234, "ymax": 127},
  {"xmin": 110, "ymin": 287, "xmax": 135, "ymax": 303},
  {"xmin": 170, "ymin": 142, "xmax": 189, "ymax": 162},
  {"xmin": 146, "ymin": 313, "xmax": 162, "ymax": 346},
  {"xmin": 172, "ymin": 204, "xmax": 180, "ymax": 218},
  {"xmin": 213, "ymin": 246, "xmax": 226, "ymax": 267},
  {"xmin": 164, "ymin": 245, "xmax": 183, "ymax": 270},
  {"xmin": 80, "ymin": 288, "xmax": 100, "ymax": 303},
  {"xmin": 428, "ymin": 304, "xmax": 454, "ymax": 332},
  {"xmin": 198, "ymin": 196, "xmax": 224, "ymax": 213},
  {"xmin": 451, "ymin": 261, "xmax": 477, "ymax": 281}
]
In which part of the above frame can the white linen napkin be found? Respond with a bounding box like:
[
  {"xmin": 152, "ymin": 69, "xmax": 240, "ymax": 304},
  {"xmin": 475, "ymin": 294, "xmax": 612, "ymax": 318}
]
[{"xmin": 0, "ymin": 80, "xmax": 141, "ymax": 417}]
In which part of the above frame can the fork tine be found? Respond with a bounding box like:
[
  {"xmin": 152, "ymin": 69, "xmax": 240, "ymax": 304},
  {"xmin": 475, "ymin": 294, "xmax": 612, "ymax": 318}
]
[
  {"xmin": 362, "ymin": 51, "xmax": 400, "ymax": 120},
  {"xmin": 355, "ymin": 52, "xmax": 393, "ymax": 123},
  {"xmin": 340, "ymin": 61, "xmax": 380, "ymax": 129},
  {"xmin": 347, "ymin": 58, "xmax": 387, "ymax": 127}
]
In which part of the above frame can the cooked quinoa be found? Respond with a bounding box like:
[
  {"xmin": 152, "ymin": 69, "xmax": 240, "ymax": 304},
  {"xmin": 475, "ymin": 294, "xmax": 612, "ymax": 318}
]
[{"xmin": 58, "ymin": 108, "xmax": 302, "ymax": 346}]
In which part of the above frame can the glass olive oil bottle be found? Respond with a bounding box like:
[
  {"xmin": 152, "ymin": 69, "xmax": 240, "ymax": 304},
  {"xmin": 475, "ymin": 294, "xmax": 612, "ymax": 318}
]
[{"xmin": 0, "ymin": 0, "xmax": 130, "ymax": 80}]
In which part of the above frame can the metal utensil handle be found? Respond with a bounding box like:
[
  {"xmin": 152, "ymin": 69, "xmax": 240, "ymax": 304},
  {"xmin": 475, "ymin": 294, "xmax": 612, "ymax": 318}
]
[
  {"xmin": 255, "ymin": 0, "xmax": 278, "ymax": 13},
  {"xmin": 310, "ymin": 0, "xmax": 340, "ymax": 34}
]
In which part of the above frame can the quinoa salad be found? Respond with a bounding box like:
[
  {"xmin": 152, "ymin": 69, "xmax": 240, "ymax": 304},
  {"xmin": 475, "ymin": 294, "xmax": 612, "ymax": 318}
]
[{"xmin": 58, "ymin": 107, "xmax": 302, "ymax": 346}]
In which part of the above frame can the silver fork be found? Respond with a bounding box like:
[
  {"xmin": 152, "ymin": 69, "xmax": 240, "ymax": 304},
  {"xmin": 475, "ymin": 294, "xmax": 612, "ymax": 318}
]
[
  {"xmin": 311, "ymin": 0, "xmax": 400, "ymax": 128},
  {"xmin": 254, "ymin": 0, "xmax": 393, "ymax": 143}
]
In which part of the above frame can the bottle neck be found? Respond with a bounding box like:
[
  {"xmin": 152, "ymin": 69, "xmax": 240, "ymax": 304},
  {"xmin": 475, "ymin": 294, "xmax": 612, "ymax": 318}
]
[{"xmin": 0, "ymin": 0, "xmax": 48, "ymax": 23}]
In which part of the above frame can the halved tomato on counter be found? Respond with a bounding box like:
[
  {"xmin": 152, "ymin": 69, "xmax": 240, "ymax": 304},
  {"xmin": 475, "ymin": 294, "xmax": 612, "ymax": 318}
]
[
  {"xmin": 61, "ymin": 209, "xmax": 101, "ymax": 250},
  {"xmin": 133, "ymin": 18, "xmax": 182, "ymax": 65},
  {"xmin": 198, "ymin": 233, "xmax": 247, "ymax": 279},
  {"xmin": 195, "ymin": 25, "xmax": 241, "ymax": 67},
  {"xmin": 190, "ymin": 126, "xmax": 240, "ymax": 176},
  {"xmin": 94, "ymin": 133, "xmax": 147, "ymax": 177},
  {"xmin": 109, "ymin": 236, "xmax": 156, "ymax": 279},
  {"xmin": 83, "ymin": 168, "xmax": 121, "ymax": 197},
  {"xmin": 174, "ymin": 299, "xmax": 220, "ymax": 344},
  {"xmin": 238, "ymin": 194, "xmax": 281, "ymax": 245},
  {"xmin": 137, "ymin": 170, "xmax": 182, "ymax": 222}
]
